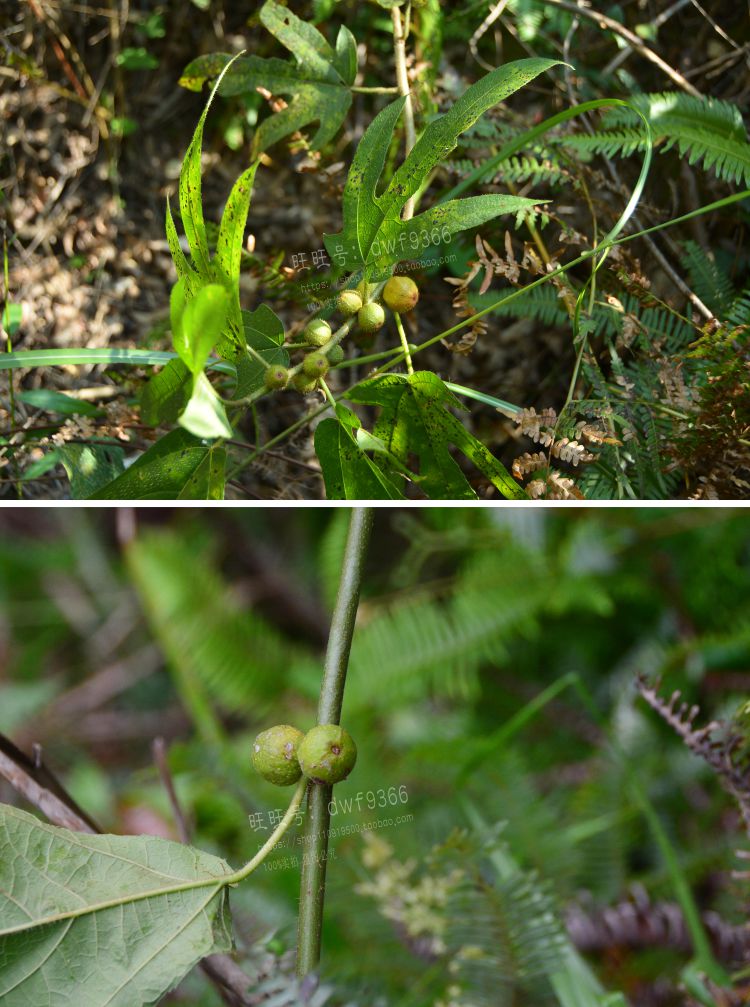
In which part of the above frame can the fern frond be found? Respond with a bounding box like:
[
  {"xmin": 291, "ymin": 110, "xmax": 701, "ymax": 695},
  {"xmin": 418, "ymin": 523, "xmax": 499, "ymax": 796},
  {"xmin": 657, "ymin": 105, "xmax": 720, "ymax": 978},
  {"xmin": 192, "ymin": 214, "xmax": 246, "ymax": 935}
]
[
  {"xmin": 126, "ymin": 531, "xmax": 306, "ymax": 728},
  {"xmin": 559, "ymin": 91, "xmax": 750, "ymax": 186},
  {"xmin": 450, "ymin": 154, "xmax": 573, "ymax": 188},
  {"xmin": 346, "ymin": 573, "xmax": 542, "ymax": 707},
  {"xmin": 728, "ymin": 288, "xmax": 750, "ymax": 328},
  {"xmin": 682, "ymin": 240, "xmax": 736, "ymax": 317},
  {"xmin": 342, "ymin": 548, "xmax": 612, "ymax": 710},
  {"xmin": 447, "ymin": 871, "xmax": 567, "ymax": 1005},
  {"xmin": 567, "ymin": 895, "xmax": 750, "ymax": 967},
  {"xmin": 470, "ymin": 284, "xmax": 570, "ymax": 328},
  {"xmin": 637, "ymin": 675, "xmax": 750, "ymax": 835}
]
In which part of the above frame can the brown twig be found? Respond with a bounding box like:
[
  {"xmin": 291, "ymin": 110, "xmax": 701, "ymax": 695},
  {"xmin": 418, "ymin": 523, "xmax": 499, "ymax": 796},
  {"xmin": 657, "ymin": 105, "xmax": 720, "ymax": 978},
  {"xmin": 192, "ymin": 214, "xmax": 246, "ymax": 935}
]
[
  {"xmin": 0, "ymin": 732, "xmax": 99, "ymax": 832},
  {"xmin": 152, "ymin": 737, "xmax": 190, "ymax": 843},
  {"xmin": 151, "ymin": 737, "xmax": 256, "ymax": 1007},
  {"xmin": 544, "ymin": 0, "xmax": 703, "ymax": 97}
]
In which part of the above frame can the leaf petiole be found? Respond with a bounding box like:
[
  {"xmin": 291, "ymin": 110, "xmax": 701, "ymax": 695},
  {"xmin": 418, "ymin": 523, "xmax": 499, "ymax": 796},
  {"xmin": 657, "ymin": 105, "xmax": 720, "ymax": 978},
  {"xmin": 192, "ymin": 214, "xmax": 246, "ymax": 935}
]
[{"xmin": 230, "ymin": 777, "xmax": 308, "ymax": 884}]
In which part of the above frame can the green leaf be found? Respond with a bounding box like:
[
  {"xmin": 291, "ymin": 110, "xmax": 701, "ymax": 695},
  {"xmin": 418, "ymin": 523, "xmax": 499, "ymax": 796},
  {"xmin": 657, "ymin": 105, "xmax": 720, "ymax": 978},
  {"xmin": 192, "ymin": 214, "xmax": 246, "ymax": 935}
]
[
  {"xmin": 324, "ymin": 58, "xmax": 560, "ymax": 273},
  {"xmin": 0, "ymin": 348, "xmax": 185, "ymax": 370},
  {"xmin": 179, "ymin": 373, "xmax": 233, "ymax": 440},
  {"xmin": 17, "ymin": 389, "xmax": 100, "ymax": 417},
  {"xmin": 91, "ymin": 429, "xmax": 225, "ymax": 499},
  {"xmin": 174, "ymin": 283, "xmax": 231, "ymax": 375},
  {"xmin": 371, "ymin": 193, "xmax": 542, "ymax": 271},
  {"xmin": 179, "ymin": 91, "xmax": 213, "ymax": 279},
  {"xmin": 178, "ymin": 443, "xmax": 227, "ymax": 499},
  {"xmin": 1, "ymin": 302, "xmax": 22, "ymax": 337},
  {"xmin": 165, "ymin": 199, "xmax": 199, "ymax": 292},
  {"xmin": 178, "ymin": 52, "xmax": 233, "ymax": 92},
  {"xmin": 0, "ymin": 804, "xmax": 233, "ymax": 1007},
  {"xmin": 234, "ymin": 305, "xmax": 288, "ymax": 397},
  {"xmin": 115, "ymin": 46, "xmax": 159, "ymax": 71},
  {"xmin": 58, "ymin": 443, "xmax": 126, "ymax": 498},
  {"xmin": 179, "ymin": 1, "xmax": 354, "ymax": 154},
  {"xmin": 348, "ymin": 372, "xmax": 527, "ymax": 500},
  {"xmin": 22, "ymin": 449, "xmax": 63, "ymax": 480},
  {"xmin": 333, "ymin": 25, "xmax": 357, "ymax": 86},
  {"xmin": 168, "ymin": 53, "xmax": 268, "ymax": 361},
  {"xmin": 169, "ymin": 275, "xmax": 188, "ymax": 347},
  {"xmin": 216, "ymin": 162, "xmax": 259, "ymax": 344},
  {"xmin": 315, "ymin": 405, "xmax": 405, "ymax": 499},
  {"xmin": 140, "ymin": 358, "xmax": 192, "ymax": 425}
]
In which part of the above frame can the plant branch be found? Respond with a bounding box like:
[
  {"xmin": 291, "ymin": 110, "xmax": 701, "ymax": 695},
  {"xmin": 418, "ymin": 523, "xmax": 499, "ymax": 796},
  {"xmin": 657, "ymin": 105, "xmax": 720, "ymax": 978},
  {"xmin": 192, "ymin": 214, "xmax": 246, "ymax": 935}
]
[
  {"xmin": 392, "ymin": 4, "xmax": 417, "ymax": 220},
  {"xmin": 394, "ymin": 312, "xmax": 414, "ymax": 375},
  {"xmin": 296, "ymin": 508, "xmax": 374, "ymax": 978},
  {"xmin": 227, "ymin": 189, "xmax": 749, "ymax": 484},
  {"xmin": 543, "ymin": 0, "xmax": 702, "ymax": 97},
  {"xmin": 0, "ymin": 732, "xmax": 99, "ymax": 833}
]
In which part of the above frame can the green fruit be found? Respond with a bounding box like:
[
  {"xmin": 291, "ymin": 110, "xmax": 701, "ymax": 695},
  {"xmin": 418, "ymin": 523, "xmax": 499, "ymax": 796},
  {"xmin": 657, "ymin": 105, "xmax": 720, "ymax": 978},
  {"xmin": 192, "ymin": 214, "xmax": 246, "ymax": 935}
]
[
  {"xmin": 328, "ymin": 344, "xmax": 345, "ymax": 365},
  {"xmin": 297, "ymin": 725, "xmax": 357, "ymax": 785},
  {"xmin": 252, "ymin": 725, "xmax": 304, "ymax": 786},
  {"xmin": 304, "ymin": 319, "xmax": 332, "ymax": 347},
  {"xmin": 358, "ymin": 302, "xmax": 386, "ymax": 333},
  {"xmin": 303, "ymin": 351, "xmax": 329, "ymax": 379},
  {"xmin": 356, "ymin": 279, "xmax": 378, "ymax": 303},
  {"xmin": 264, "ymin": 364, "xmax": 290, "ymax": 390},
  {"xmin": 383, "ymin": 276, "xmax": 419, "ymax": 314},
  {"xmin": 337, "ymin": 290, "xmax": 363, "ymax": 316},
  {"xmin": 293, "ymin": 372, "xmax": 319, "ymax": 394}
]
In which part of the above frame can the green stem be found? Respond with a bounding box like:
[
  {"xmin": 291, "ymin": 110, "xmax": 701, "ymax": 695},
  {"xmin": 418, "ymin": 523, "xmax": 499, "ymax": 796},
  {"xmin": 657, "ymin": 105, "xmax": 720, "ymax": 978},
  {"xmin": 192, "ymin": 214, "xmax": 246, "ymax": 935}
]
[
  {"xmin": 243, "ymin": 343, "xmax": 270, "ymax": 369},
  {"xmin": 394, "ymin": 312, "xmax": 414, "ymax": 375},
  {"xmin": 318, "ymin": 377, "xmax": 337, "ymax": 409},
  {"xmin": 351, "ymin": 85, "xmax": 400, "ymax": 94},
  {"xmin": 296, "ymin": 508, "xmax": 374, "ymax": 978},
  {"xmin": 232, "ymin": 777, "xmax": 307, "ymax": 883}
]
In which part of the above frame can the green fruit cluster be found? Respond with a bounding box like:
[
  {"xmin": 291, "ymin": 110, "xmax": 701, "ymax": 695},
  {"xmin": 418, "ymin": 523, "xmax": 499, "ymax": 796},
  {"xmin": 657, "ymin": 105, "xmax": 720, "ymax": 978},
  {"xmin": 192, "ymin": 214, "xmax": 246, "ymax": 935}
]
[
  {"xmin": 336, "ymin": 275, "xmax": 420, "ymax": 336},
  {"xmin": 264, "ymin": 275, "xmax": 421, "ymax": 397},
  {"xmin": 252, "ymin": 723, "xmax": 357, "ymax": 786}
]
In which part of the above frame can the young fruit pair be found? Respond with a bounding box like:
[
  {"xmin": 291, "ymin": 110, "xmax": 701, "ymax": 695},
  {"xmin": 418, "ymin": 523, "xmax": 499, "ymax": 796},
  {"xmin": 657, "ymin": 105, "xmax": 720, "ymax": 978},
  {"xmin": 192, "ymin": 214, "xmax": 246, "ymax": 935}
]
[
  {"xmin": 264, "ymin": 347, "xmax": 341, "ymax": 395},
  {"xmin": 252, "ymin": 723, "xmax": 357, "ymax": 786},
  {"xmin": 353, "ymin": 276, "xmax": 419, "ymax": 334}
]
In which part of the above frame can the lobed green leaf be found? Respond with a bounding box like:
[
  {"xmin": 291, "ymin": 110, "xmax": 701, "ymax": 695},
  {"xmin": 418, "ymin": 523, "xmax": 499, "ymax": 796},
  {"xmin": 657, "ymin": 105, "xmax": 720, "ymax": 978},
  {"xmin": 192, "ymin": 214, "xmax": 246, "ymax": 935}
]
[
  {"xmin": 348, "ymin": 372, "xmax": 527, "ymax": 499},
  {"xmin": 0, "ymin": 805, "xmax": 233, "ymax": 1007},
  {"xmin": 91, "ymin": 429, "xmax": 227, "ymax": 499},
  {"xmin": 324, "ymin": 58, "xmax": 561, "ymax": 272},
  {"xmin": 315, "ymin": 405, "xmax": 405, "ymax": 499}
]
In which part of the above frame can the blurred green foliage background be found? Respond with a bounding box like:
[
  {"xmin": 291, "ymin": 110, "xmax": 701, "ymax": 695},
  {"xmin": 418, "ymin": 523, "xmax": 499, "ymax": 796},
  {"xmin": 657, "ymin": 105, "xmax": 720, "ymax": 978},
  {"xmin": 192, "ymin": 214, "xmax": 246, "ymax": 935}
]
[{"xmin": 0, "ymin": 508, "xmax": 748, "ymax": 1005}]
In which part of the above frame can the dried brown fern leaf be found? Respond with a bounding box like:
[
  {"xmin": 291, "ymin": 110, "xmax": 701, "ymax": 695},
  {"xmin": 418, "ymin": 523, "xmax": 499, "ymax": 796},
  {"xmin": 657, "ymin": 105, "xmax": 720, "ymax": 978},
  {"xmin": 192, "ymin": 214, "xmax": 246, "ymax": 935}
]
[
  {"xmin": 526, "ymin": 468, "xmax": 584, "ymax": 499},
  {"xmin": 566, "ymin": 890, "xmax": 750, "ymax": 967},
  {"xmin": 637, "ymin": 676, "xmax": 750, "ymax": 836}
]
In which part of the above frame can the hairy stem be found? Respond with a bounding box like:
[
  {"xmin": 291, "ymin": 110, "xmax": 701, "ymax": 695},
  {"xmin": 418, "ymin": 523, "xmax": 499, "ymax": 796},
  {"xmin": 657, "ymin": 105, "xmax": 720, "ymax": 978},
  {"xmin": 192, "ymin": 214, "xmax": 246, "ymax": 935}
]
[
  {"xmin": 391, "ymin": 4, "xmax": 416, "ymax": 220},
  {"xmin": 394, "ymin": 312, "xmax": 414, "ymax": 375},
  {"xmin": 233, "ymin": 777, "xmax": 307, "ymax": 882},
  {"xmin": 296, "ymin": 508, "xmax": 374, "ymax": 978}
]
